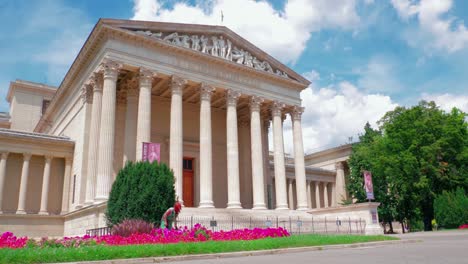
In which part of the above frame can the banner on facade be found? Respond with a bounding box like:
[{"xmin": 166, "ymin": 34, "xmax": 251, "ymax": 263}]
[
  {"xmin": 142, "ymin": 142, "xmax": 161, "ymax": 163},
  {"xmin": 363, "ymin": 170, "xmax": 374, "ymax": 200}
]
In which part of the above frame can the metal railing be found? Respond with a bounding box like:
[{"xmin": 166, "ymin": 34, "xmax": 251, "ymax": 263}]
[{"xmin": 85, "ymin": 216, "xmax": 366, "ymax": 236}]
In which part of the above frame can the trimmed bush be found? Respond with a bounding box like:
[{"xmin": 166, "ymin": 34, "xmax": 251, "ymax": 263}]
[
  {"xmin": 434, "ymin": 187, "xmax": 468, "ymax": 229},
  {"xmin": 111, "ymin": 219, "xmax": 154, "ymax": 237},
  {"xmin": 106, "ymin": 161, "xmax": 176, "ymax": 226}
]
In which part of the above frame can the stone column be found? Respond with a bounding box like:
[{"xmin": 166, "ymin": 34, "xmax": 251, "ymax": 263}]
[
  {"xmin": 226, "ymin": 89, "xmax": 242, "ymax": 209},
  {"xmin": 250, "ymin": 96, "xmax": 267, "ymax": 210},
  {"xmin": 61, "ymin": 157, "xmax": 72, "ymax": 214},
  {"xmin": 136, "ymin": 68, "xmax": 154, "ymax": 160},
  {"xmin": 288, "ymin": 179, "xmax": 294, "ymax": 209},
  {"xmin": 315, "ymin": 181, "xmax": 321, "ymax": 209},
  {"xmin": 84, "ymin": 74, "xmax": 103, "ymax": 204},
  {"xmin": 169, "ymin": 76, "xmax": 186, "ymax": 203},
  {"xmin": 123, "ymin": 83, "xmax": 138, "ymax": 165},
  {"xmin": 291, "ymin": 106, "xmax": 308, "ymax": 210},
  {"xmin": 323, "ymin": 182, "xmax": 329, "ymax": 208},
  {"xmin": 95, "ymin": 59, "xmax": 121, "ymax": 201},
  {"xmin": 306, "ymin": 180, "xmax": 312, "ymax": 209},
  {"xmin": 335, "ymin": 161, "xmax": 347, "ymax": 204},
  {"xmin": 0, "ymin": 152, "xmax": 9, "ymax": 213},
  {"xmin": 262, "ymin": 119, "xmax": 272, "ymax": 209},
  {"xmin": 39, "ymin": 155, "xmax": 53, "ymax": 215},
  {"xmin": 272, "ymin": 101, "xmax": 288, "ymax": 210},
  {"xmin": 331, "ymin": 183, "xmax": 336, "ymax": 207},
  {"xmin": 16, "ymin": 153, "xmax": 32, "ymax": 214},
  {"xmin": 199, "ymin": 83, "xmax": 215, "ymax": 208}
]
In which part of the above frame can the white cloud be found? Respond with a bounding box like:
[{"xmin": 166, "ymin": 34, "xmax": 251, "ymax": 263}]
[
  {"xmin": 391, "ymin": 0, "xmax": 468, "ymax": 52},
  {"xmin": 271, "ymin": 70, "xmax": 398, "ymax": 154},
  {"xmin": 131, "ymin": 0, "xmax": 361, "ymax": 63},
  {"xmin": 356, "ymin": 55, "xmax": 403, "ymax": 93},
  {"xmin": 421, "ymin": 93, "xmax": 468, "ymax": 112}
]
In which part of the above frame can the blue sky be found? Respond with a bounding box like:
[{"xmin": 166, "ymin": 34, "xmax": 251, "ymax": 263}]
[{"xmin": 0, "ymin": 0, "xmax": 467, "ymax": 151}]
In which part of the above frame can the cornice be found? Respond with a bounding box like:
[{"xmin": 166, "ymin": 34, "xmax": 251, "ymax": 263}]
[{"xmin": 7, "ymin": 80, "xmax": 57, "ymax": 103}]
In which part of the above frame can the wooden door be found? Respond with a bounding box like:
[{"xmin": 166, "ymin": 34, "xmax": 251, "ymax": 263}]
[{"xmin": 183, "ymin": 157, "xmax": 194, "ymax": 207}]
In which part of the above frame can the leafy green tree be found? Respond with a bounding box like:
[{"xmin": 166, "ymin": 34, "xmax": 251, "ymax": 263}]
[
  {"xmin": 348, "ymin": 101, "xmax": 467, "ymax": 231},
  {"xmin": 434, "ymin": 188, "xmax": 468, "ymax": 228},
  {"xmin": 106, "ymin": 161, "xmax": 176, "ymax": 226}
]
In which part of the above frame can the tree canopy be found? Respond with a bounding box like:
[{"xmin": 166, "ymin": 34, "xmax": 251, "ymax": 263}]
[{"xmin": 347, "ymin": 101, "xmax": 468, "ymax": 231}]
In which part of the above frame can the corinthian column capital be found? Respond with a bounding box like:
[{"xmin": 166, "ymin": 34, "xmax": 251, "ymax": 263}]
[
  {"xmin": 200, "ymin": 83, "xmax": 215, "ymax": 101},
  {"xmin": 81, "ymin": 83, "xmax": 94, "ymax": 104},
  {"xmin": 0, "ymin": 152, "xmax": 9, "ymax": 160},
  {"xmin": 250, "ymin": 96, "xmax": 264, "ymax": 112},
  {"xmin": 291, "ymin": 105, "xmax": 305, "ymax": 121},
  {"xmin": 23, "ymin": 153, "xmax": 32, "ymax": 161},
  {"xmin": 89, "ymin": 72, "xmax": 103, "ymax": 93},
  {"xmin": 171, "ymin": 75, "xmax": 187, "ymax": 95},
  {"xmin": 139, "ymin": 68, "xmax": 156, "ymax": 87},
  {"xmin": 226, "ymin": 89, "xmax": 241, "ymax": 107},
  {"xmin": 335, "ymin": 161, "xmax": 344, "ymax": 170},
  {"xmin": 100, "ymin": 59, "xmax": 122, "ymax": 80},
  {"xmin": 271, "ymin": 101, "xmax": 285, "ymax": 117}
]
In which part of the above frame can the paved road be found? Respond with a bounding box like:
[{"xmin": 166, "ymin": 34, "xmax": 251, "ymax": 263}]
[{"xmin": 169, "ymin": 231, "xmax": 468, "ymax": 264}]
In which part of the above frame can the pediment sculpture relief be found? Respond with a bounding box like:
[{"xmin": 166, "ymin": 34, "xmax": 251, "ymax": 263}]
[{"xmin": 134, "ymin": 30, "xmax": 289, "ymax": 79}]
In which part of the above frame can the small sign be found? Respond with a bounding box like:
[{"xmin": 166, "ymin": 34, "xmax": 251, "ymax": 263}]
[
  {"xmin": 142, "ymin": 142, "xmax": 161, "ymax": 163},
  {"xmin": 363, "ymin": 171, "xmax": 374, "ymax": 200},
  {"xmin": 210, "ymin": 220, "xmax": 217, "ymax": 227},
  {"xmin": 371, "ymin": 209, "xmax": 378, "ymax": 224},
  {"xmin": 296, "ymin": 220, "xmax": 303, "ymax": 227},
  {"xmin": 265, "ymin": 220, "xmax": 272, "ymax": 227}
]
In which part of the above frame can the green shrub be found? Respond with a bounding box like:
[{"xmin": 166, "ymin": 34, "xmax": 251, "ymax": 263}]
[
  {"xmin": 106, "ymin": 161, "xmax": 176, "ymax": 226},
  {"xmin": 434, "ymin": 187, "xmax": 468, "ymax": 229}
]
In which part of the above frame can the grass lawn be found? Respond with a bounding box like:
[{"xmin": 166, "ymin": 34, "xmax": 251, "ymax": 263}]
[{"xmin": 0, "ymin": 234, "xmax": 397, "ymax": 264}]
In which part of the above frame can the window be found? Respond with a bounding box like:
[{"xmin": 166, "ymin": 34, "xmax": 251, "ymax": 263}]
[
  {"xmin": 42, "ymin": 99, "xmax": 51, "ymax": 115},
  {"xmin": 183, "ymin": 159, "xmax": 193, "ymax": 170}
]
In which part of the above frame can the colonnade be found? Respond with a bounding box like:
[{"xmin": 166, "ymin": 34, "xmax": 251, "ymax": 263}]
[
  {"xmin": 0, "ymin": 152, "xmax": 72, "ymax": 214},
  {"xmin": 286, "ymin": 178, "xmax": 336, "ymax": 209},
  {"xmin": 82, "ymin": 58, "xmax": 310, "ymax": 210}
]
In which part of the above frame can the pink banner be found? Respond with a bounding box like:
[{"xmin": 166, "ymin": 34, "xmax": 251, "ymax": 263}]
[
  {"xmin": 363, "ymin": 170, "xmax": 374, "ymax": 200},
  {"xmin": 142, "ymin": 142, "xmax": 160, "ymax": 163}
]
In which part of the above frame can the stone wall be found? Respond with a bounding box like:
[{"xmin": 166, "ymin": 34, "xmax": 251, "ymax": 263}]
[{"xmin": 0, "ymin": 214, "xmax": 64, "ymax": 238}]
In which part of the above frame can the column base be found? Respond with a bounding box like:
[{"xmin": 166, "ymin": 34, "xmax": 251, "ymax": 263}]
[
  {"xmin": 198, "ymin": 201, "xmax": 214, "ymax": 208},
  {"xmin": 252, "ymin": 203, "xmax": 267, "ymax": 210},
  {"xmin": 15, "ymin": 210, "xmax": 26, "ymax": 215},
  {"xmin": 275, "ymin": 204, "xmax": 289, "ymax": 210},
  {"xmin": 296, "ymin": 205, "xmax": 309, "ymax": 211},
  {"xmin": 38, "ymin": 211, "xmax": 49, "ymax": 215},
  {"xmin": 94, "ymin": 196, "xmax": 108, "ymax": 203},
  {"xmin": 226, "ymin": 202, "xmax": 242, "ymax": 209}
]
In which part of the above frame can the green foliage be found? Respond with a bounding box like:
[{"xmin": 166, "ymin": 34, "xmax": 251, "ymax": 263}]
[
  {"xmin": 434, "ymin": 188, "xmax": 468, "ymax": 228},
  {"xmin": 106, "ymin": 161, "xmax": 176, "ymax": 226},
  {"xmin": 0, "ymin": 235, "xmax": 397, "ymax": 264},
  {"xmin": 347, "ymin": 101, "xmax": 468, "ymax": 231}
]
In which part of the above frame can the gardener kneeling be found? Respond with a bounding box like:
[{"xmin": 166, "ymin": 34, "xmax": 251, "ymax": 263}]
[{"xmin": 160, "ymin": 201, "xmax": 182, "ymax": 230}]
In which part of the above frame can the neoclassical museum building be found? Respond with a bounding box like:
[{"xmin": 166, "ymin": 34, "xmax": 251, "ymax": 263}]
[{"xmin": 0, "ymin": 19, "xmax": 368, "ymax": 237}]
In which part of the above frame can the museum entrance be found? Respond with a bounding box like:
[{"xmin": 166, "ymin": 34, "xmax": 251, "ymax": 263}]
[{"xmin": 182, "ymin": 157, "xmax": 195, "ymax": 207}]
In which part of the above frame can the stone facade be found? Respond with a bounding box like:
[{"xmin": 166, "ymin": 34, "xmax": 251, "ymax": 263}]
[{"xmin": 0, "ymin": 19, "xmax": 377, "ymax": 237}]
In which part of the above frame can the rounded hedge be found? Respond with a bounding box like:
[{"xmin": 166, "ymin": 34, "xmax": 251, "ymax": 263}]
[{"xmin": 106, "ymin": 161, "xmax": 176, "ymax": 226}]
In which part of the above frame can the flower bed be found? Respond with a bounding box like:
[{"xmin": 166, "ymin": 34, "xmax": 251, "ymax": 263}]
[{"xmin": 0, "ymin": 225, "xmax": 289, "ymax": 249}]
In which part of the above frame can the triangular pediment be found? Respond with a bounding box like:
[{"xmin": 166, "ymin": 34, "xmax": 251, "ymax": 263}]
[{"xmin": 100, "ymin": 19, "xmax": 309, "ymax": 85}]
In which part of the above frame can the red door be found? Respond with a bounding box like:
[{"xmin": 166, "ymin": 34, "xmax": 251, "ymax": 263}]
[{"xmin": 183, "ymin": 158, "xmax": 194, "ymax": 207}]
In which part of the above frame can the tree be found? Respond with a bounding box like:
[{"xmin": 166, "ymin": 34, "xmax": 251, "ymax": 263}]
[
  {"xmin": 434, "ymin": 187, "xmax": 468, "ymax": 228},
  {"xmin": 347, "ymin": 101, "xmax": 467, "ymax": 231},
  {"xmin": 106, "ymin": 161, "xmax": 176, "ymax": 226}
]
